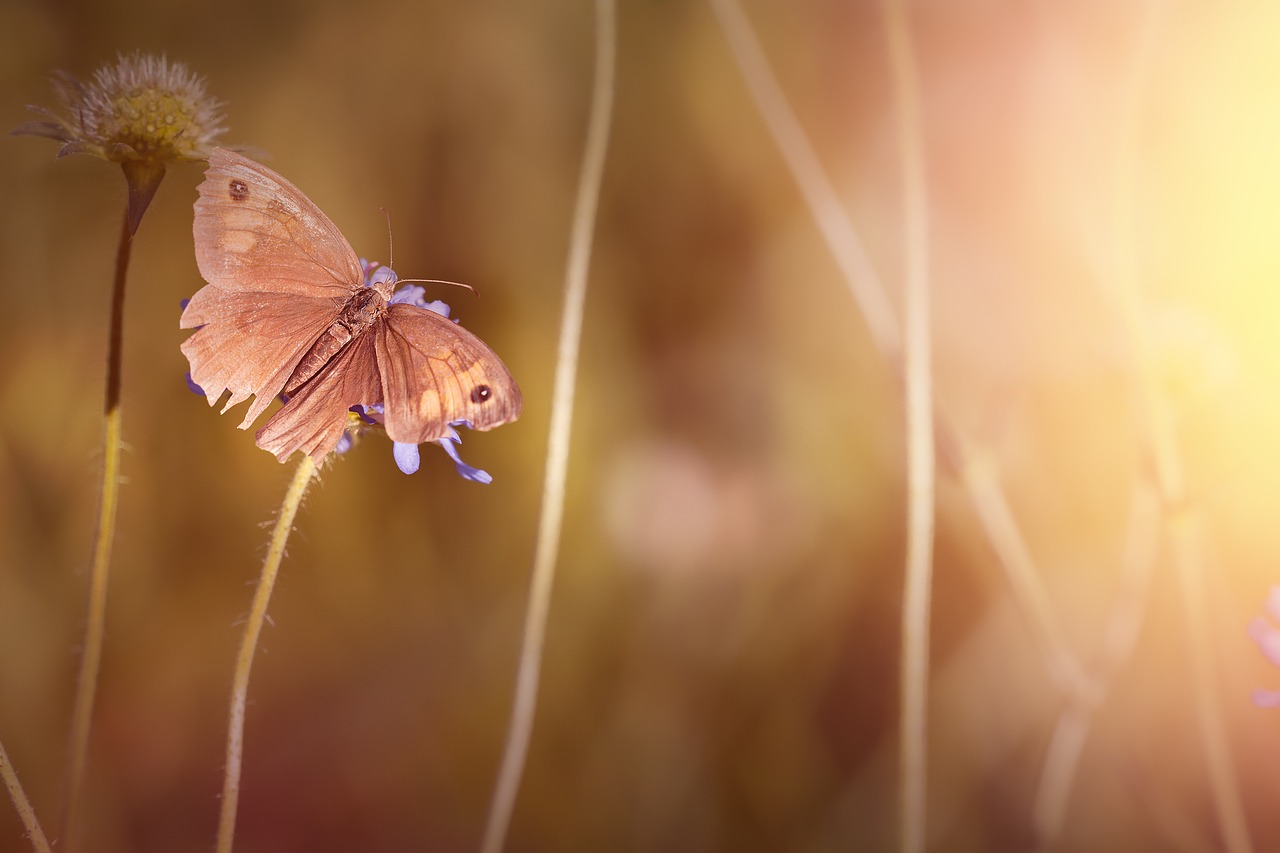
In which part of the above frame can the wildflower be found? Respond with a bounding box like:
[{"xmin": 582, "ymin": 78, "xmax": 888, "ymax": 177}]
[
  {"xmin": 394, "ymin": 423, "xmax": 493, "ymax": 483},
  {"xmin": 13, "ymin": 52, "xmax": 227, "ymax": 234},
  {"xmin": 15, "ymin": 53, "xmax": 229, "ymax": 843},
  {"xmin": 1249, "ymin": 587, "xmax": 1280, "ymax": 707},
  {"xmin": 347, "ymin": 402, "xmax": 492, "ymax": 481}
]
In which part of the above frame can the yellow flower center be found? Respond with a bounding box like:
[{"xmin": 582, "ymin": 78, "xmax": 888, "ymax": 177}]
[{"xmin": 102, "ymin": 88, "xmax": 201, "ymax": 158}]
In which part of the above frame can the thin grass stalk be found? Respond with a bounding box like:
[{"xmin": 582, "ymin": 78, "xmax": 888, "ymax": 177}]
[
  {"xmin": 62, "ymin": 210, "xmax": 131, "ymax": 852},
  {"xmin": 1, "ymin": 739, "xmax": 53, "ymax": 853},
  {"xmin": 958, "ymin": 454, "xmax": 1089, "ymax": 695},
  {"xmin": 478, "ymin": 2, "xmax": 616, "ymax": 851},
  {"xmin": 1032, "ymin": 484, "xmax": 1160, "ymax": 850},
  {"xmin": 1101, "ymin": 4, "xmax": 1252, "ymax": 850},
  {"xmin": 879, "ymin": 1, "xmax": 934, "ymax": 850},
  {"xmin": 1169, "ymin": 514, "xmax": 1252, "ymax": 853},
  {"xmin": 214, "ymin": 455, "xmax": 317, "ymax": 853},
  {"xmin": 707, "ymin": 0, "xmax": 1089, "ymax": 698},
  {"xmin": 706, "ymin": 0, "xmax": 898, "ymax": 357}
]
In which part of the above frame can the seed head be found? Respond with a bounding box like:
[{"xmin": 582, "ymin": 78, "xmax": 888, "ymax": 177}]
[{"xmin": 13, "ymin": 52, "xmax": 228, "ymax": 233}]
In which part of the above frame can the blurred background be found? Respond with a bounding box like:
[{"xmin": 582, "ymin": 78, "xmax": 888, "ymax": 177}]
[{"xmin": 3, "ymin": 1, "xmax": 1280, "ymax": 850}]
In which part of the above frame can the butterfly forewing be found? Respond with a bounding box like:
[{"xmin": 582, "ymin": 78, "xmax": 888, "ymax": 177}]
[
  {"xmin": 181, "ymin": 287, "xmax": 340, "ymax": 427},
  {"xmin": 183, "ymin": 149, "xmax": 362, "ymax": 428},
  {"xmin": 192, "ymin": 149, "xmax": 363, "ymax": 298},
  {"xmin": 375, "ymin": 305, "xmax": 522, "ymax": 445}
]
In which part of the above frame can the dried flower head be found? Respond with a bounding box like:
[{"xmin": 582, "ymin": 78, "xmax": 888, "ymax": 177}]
[
  {"xmin": 13, "ymin": 52, "xmax": 227, "ymax": 233},
  {"xmin": 14, "ymin": 51, "xmax": 224, "ymax": 162}
]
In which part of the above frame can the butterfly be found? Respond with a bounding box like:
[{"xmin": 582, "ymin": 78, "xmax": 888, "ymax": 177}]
[{"xmin": 180, "ymin": 148, "xmax": 522, "ymax": 465}]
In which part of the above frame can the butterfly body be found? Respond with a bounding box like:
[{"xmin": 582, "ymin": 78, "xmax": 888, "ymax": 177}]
[
  {"xmin": 181, "ymin": 148, "xmax": 521, "ymax": 464},
  {"xmin": 286, "ymin": 283, "xmax": 391, "ymax": 395}
]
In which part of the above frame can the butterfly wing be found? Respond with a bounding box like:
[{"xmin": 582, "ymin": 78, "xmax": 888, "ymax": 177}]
[
  {"xmin": 375, "ymin": 305, "xmax": 522, "ymax": 445},
  {"xmin": 181, "ymin": 286, "xmax": 341, "ymax": 427},
  {"xmin": 254, "ymin": 332, "xmax": 383, "ymax": 463},
  {"xmin": 181, "ymin": 147, "xmax": 363, "ymax": 428},
  {"xmin": 190, "ymin": 148, "xmax": 363, "ymax": 298}
]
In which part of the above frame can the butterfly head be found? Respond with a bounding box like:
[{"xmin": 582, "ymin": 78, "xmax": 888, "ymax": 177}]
[{"xmin": 365, "ymin": 263, "xmax": 398, "ymax": 300}]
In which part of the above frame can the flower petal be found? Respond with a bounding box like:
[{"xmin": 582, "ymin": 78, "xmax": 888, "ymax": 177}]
[
  {"xmin": 423, "ymin": 299, "xmax": 452, "ymax": 319},
  {"xmin": 9, "ymin": 120, "xmax": 72, "ymax": 141},
  {"xmin": 368, "ymin": 266, "xmax": 398, "ymax": 288},
  {"xmin": 393, "ymin": 442, "xmax": 421, "ymax": 475},
  {"xmin": 389, "ymin": 283, "xmax": 452, "ymax": 319},
  {"xmin": 438, "ymin": 434, "xmax": 492, "ymax": 484}
]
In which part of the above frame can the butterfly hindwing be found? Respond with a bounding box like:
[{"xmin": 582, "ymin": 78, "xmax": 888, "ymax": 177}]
[
  {"xmin": 180, "ymin": 286, "xmax": 340, "ymax": 428},
  {"xmin": 374, "ymin": 305, "xmax": 522, "ymax": 445},
  {"xmin": 255, "ymin": 331, "xmax": 383, "ymax": 463}
]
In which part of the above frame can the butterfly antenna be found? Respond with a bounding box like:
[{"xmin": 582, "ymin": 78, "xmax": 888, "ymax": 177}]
[
  {"xmin": 379, "ymin": 206, "xmax": 394, "ymax": 269},
  {"xmin": 395, "ymin": 277, "xmax": 478, "ymax": 296},
  {"xmin": 377, "ymin": 207, "xmax": 477, "ymax": 296}
]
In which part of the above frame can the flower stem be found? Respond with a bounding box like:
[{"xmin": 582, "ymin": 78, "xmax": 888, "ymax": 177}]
[
  {"xmin": 215, "ymin": 454, "xmax": 316, "ymax": 853},
  {"xmin": 880, "ymin": 1, "xmax": 935, "ymax": 850},
  {"xmin": 1031, "ymin": 483, "xmax": 1160, "ymax": 850},
  {"xmin": 709, "ymin": 0, "xmax": 1088, "ymax": 701},
  {"xmin": 479, "ymin": 2, "xmax": 615, "ymax": 851},
  {"xmin": 62, "ymin": 210, "xmax": 131, "ymax": 852},
  {"xmin": 707, "ymin": 0, "xmax": 899, "ymax": 356},
  {"xmin": 2, "ymin": 738, "xmax": 53, "ymax": 853},
  {"xmin": 1102, "ymin": 4, "xmax": 1251, "ymax": 850}
]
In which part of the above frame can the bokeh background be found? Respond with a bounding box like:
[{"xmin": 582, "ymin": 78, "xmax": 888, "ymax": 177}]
[{"xmin": 4, "ymin": 1, "xmax": 1280, "ymax": 850}]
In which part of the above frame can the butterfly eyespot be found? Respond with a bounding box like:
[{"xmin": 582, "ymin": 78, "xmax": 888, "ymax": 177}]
[
  {"xmin": 471, "ymin": 385, "xmax": 492, "ymax": 404},
  {"xmin": 228, "ymin": 179, "xmax": 249, "ymax": 202}
]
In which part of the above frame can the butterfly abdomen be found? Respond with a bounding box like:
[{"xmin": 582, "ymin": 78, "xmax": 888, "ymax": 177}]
[{"xmin": 285, "ymin": 287, "xmax": 388, "ymax": 395}]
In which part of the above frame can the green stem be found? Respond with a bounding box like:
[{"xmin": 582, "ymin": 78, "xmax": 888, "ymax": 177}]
[
  {"xmin": 2, "ymin": 738, "xmax": 53, "ymax": 853},
  {"xmin": 62, "ymin": 210, "xmax": 131, "ymax": 852},
  {"xmin": 215, "ymin": 455, "xmax": 317, "ymax": 853}
]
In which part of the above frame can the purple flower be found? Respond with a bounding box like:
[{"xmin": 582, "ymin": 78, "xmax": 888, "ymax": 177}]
[
  {"xmin": 392, "ymin": 441, "xmax": 421, "ymax": 474},
  {"xmin": 393, "ymin": 430, "xmax": 493, "ymax": 483},
  {"xmin": 355, "ymin": 404, "xmax": 492, "ymax": 483},
  {"xmin": 334, "ymin": 431, "xmax": 354, "ymax": 456},
  {"xmin": 366, "ymin": 263, "xmax": 397, "ymax": 290},
  {"xmin": 389, "ymin": 284, "xmax": 453, "ymax": 321},
  {"xmin": 421, "ymin": 423, "xmax": 493, "ymax": 484},
  {"xmin": 1250, "ymin": 587, "xmax": 1280, "ymax": 707}
]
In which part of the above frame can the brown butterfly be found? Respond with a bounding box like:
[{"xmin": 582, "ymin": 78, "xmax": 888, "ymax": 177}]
[{"xmin": 180, "ymin": 148, "xmax": 521, "ymax": 467}]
